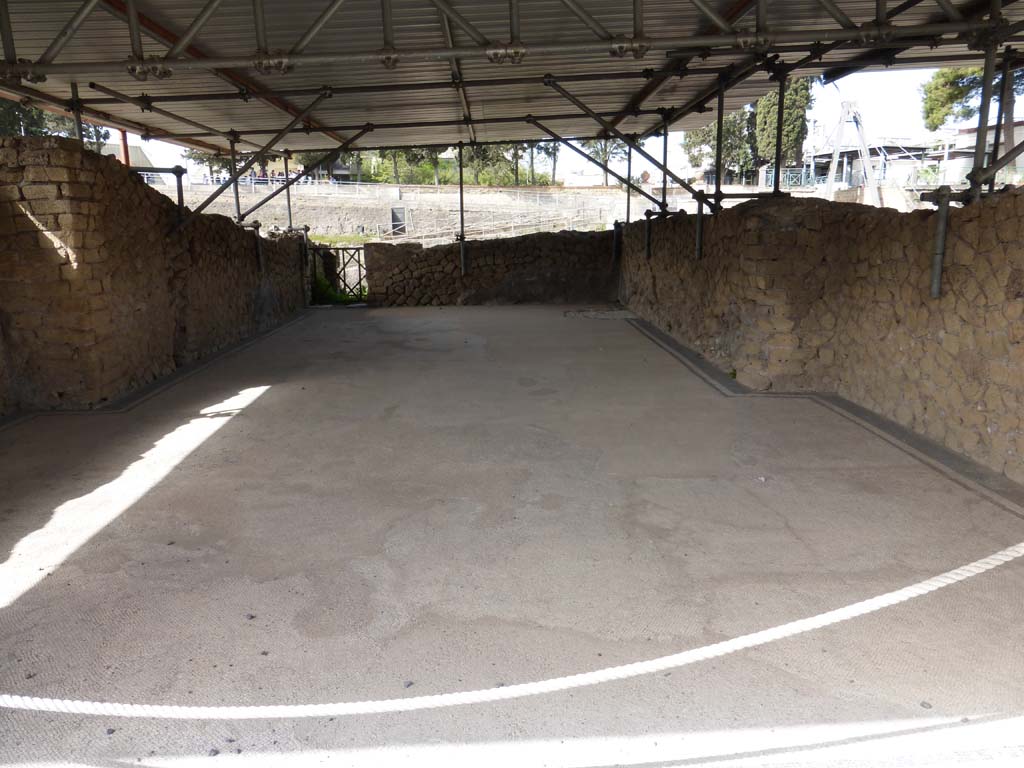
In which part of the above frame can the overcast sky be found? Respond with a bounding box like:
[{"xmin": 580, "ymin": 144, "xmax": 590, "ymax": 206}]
[{"xmin": 134, "ymin": 68, "xmax": 999, "ymax": 185}]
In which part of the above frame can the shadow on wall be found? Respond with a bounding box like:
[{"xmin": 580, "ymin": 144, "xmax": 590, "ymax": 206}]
[
  {"xmin": 619, "ymin": 194, "xmax": 1024, "ymax": 484},
  {"xmin": 0, "ymin": 137, "xmax": 308, "ymax": 415}
]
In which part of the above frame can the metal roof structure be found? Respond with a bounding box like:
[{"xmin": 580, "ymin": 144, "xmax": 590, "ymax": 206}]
[{"xmin": 1, "ymin": 0, "xmax": 1022, "ymax": 157}]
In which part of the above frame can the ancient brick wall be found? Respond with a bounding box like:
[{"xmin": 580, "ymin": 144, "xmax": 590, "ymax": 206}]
[
  {"xmin": 620, "ymin": 194, "xmax": 1024, "ymax": 482},
  {"xmin": 365, "ymin": 229, "xmax": 616, "ymax": 306},
  {"xmin": 0, "ymin": 137, "xmax": 306, "ymax": 414}
]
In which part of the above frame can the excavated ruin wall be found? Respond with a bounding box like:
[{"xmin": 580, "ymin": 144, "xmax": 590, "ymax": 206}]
[
  {"xmin": 0, "ymin": 137, "xmax": 306, "ymax": 414},
  {"xmin": 620, "ymin": 195, "xmax": 1024, "ymax": 482}
]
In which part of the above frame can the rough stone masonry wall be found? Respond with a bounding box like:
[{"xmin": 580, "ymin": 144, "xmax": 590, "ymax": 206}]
[
  {"xmin": 0, "ymin": 137, "xmax": 306, "ymax": 415},
  {"xmin": 620, "ymin": 195, "xmax": 1024, "ymax": 483},
  {"xmin": 365, "ymin": 229, "xmax": 616, "ymax": 306}
]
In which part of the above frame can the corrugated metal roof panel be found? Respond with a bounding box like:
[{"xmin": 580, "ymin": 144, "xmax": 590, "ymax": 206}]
[{"xmin": 1, "ymin": 0, "xmax": 1018, "ymax": 153}]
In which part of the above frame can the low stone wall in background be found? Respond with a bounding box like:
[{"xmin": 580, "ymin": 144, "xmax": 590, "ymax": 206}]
[
  {"xmin": 0, "ymin": 137, "xmax": 307, "ymax": 415},
  {"xmin": 365, "ymin": 229, "xmax": 616, "ymax": 307},
  {"xmin": 620, "ymin": 195, "xmax": 1024, "ymax": 482}
]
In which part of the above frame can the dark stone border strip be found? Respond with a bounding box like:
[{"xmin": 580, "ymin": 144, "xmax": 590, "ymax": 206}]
[{"xmin": 627, "ymin": 318, "xmax": 1024, "ymax": 520}]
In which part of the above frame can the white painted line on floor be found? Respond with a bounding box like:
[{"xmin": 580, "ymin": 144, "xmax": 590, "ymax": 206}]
[{"xmin": 2, "ymin": 539, "xmax": 1022, "ymax": 720}]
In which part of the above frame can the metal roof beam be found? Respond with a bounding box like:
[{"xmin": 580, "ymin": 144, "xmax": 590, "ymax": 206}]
[
  {"xmin": 252, "ymin": 0, "xmax": 269, "ymax": 56},
  {"xmin": 98, "ymin": 0, "xmax": 346, "ymax": 148},
  {"xmin": 0, "ymin": 80, "xmax": 225, "ymax": 153},
  {"xmin": 545, "ymin": 76, "xmax": 714, "ymax": 207},
  {"xmin": 816, "ymin": 0, "xmax": 858, "ymax": 28},
  {"xmin": 689, "ymin": 0, "xmax": 736, "ymax": 33},
  {"xmin": 87, "ymin": 81, "xmax": 264, "ymax": 149},
  {"xmin": 3, "ymin": 18, "xmax": 1001, "ymax": 78},
  {"xmin": 37, "ymin": 0, "xmax": 101, "ymax": 66},
  {"xmin": 426, "ymin": 0, "xmax": 490, "ymax": 46},
  {"xmin": 291, "ymin": 0, "xmax": 347, "ymax": 54},
  {"xmin": 0, "ymin": 0, "xmax": 15, "ymax": 64},
  {"xmin": 238, "ymin": 125, "xmax": 372, "ymax": 220},
  {"xmin": 555, "ymin": 0, "xmax": 613, "ymax": 40},
  {"xmin": 934, "ymin": 0, "xmax": 966, "ymax": 19},
  {"xmin": 125, "ymin": 0, "xmax": 143, "ymax": 60},
  {"xmin": 528, "ymin": 117, "xmax": 664, "ymax": 209},
  {"xmin": 438, "ymin": 10, "xmax": 477, "ymax": 143},
  {"xmin": 165, "ymin": 0, "xmax": 223, "ymax": 59},
  {"xmin": 182, "ymin": 90, "xmax": 332, "ymax": 223}
]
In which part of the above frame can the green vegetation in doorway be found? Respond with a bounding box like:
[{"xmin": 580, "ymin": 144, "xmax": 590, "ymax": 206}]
[{"xmin": 311, "ymin": 273, "xmax": 365, "ymax": 305}]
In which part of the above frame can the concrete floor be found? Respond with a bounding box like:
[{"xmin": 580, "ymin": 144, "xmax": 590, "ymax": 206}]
[{"xmin": 1, "ymin": 305, "xmax": 1023, "ymax": 768}]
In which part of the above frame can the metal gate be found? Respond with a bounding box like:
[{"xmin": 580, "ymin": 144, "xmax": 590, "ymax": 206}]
[{"xmin": 329, "ymin": 246, "xmax": 367, "ymax": 299}]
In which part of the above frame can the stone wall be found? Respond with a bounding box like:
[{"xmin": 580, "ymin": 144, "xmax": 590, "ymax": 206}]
[
  {"xmin": 0, "ymin": 137, "xmax": 306, "ymax": 415},
  {"xmin": 365, "ymin": 229, "xmax": 616, "ymax": 306},
  {"xmin": 620, "ymin": 195, "xmax": 1024, "ymax": 482}
]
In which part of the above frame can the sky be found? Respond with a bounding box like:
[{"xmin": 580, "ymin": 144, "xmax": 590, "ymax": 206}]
[{"xmin": 128, "ymin": 68, "xmax": 992, "ymax": 186}]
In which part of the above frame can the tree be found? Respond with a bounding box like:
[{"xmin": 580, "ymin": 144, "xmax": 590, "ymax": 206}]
[
  {"xmin": 184, "ymin": 148, "xmax": 234, "ymax": 178},
  {"xmin": 922, "ymin": 67, "xmax": 1024, "ymax": 169},
  {"xmin": 755, "ymin": 77, "xmax": 814, "ymax": 167},
  {"xmin": 403, "ymin": 147, "xmax": 448, "ymax": 186},
  {"xmin": 536, "ymin": 141, "xmax": 560, "ymax": 185},
  {"xmin": 581, "ymin": 138, "xmax": 628, "ymax": 185},
  {"xmin": 465, "ymin": 144, "xmax": 504, "ymax": 184},
  {"xmin": 377, "ymin": 149, "xmax": 402, "ymax": 183},
  {"xmin": 0, "ymin": 100, "xmax": 108, "ymax": 151},
  {"xmin": 683, "ymin": 110, "xmax": 753, "ymax": 179}
]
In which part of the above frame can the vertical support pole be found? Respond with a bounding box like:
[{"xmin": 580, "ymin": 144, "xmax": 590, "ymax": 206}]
[
  {"xmin": 875, "ymin": 0, "xmax": 886, "ymax": 25},
  {"xmin": 633, "ymin": 0, "xmax": 643, "ymax": 39},
  {"xmin": 714, "ymin": 73, "xmax": 726, "ymax": 210},
  {"xmin": 283, "ymin": 151, "xmax": 294, "ymax": 229},
  {"xmin": 626, "ymin": 144, "xmax": 632, "ymax": 223},
  {"xmin": 119, "ymin": 129, "xmax": 130, "ymax": 165},
  {"xmin": 125, "ymin": 0, "xmax": 144, "ymax": 61},
  {"xmin": 773, "ymin": 74, "xmax": 787, "ymax": 195},
  {"xmin": 0, "ymin": 0, "xmax": 17, "ymax": 65},
  {"xmin": 756, "ymin": 0, "xmax": 767, "ymax": 35},
  {"xmin": 69, "ymin": 81, "xmax": 84, "ymax": 144},
  {"xmin": 173, "ymin": 166, "xmax": 185, "ymax": 223},
  {"xmin": 695, "ymin": 194, "xmax": 704, "ymax": 259},
  {"xmin": 930, "ymin": 187, "xmax": 951, "ymax": 298},
  {"xmin": 458, "ymin": 141, "xmax": 466, "ymax": 276},
  {"xmin": 230, "ymin": 139, "xmax": 242, "ymax": 221},
  {"xmin": 252, "ymin": 0, "xmax": 268, "ymax": 55},
  {"xmin": 509, "ymin": 0, "xmax": 520, "ymax": 44},
  {"xmin": 990, "ymin": 48, "xmax": 1011, "ymax": 193},
  {"xmin": 381, "ymin": 0, "xmax": 394, "ymax": 49},
  {"xmin": 971, "ymin": 42, "xmax": 998, "ymax": 200},
  {"xmin": 661, "ymin": 115, "xmax": 668, "ymax": 210}
]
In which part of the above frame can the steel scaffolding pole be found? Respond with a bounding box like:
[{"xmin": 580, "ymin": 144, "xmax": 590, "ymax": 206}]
[
  {"xmin": 528, "ymin": 117, "xmax": 664, "ymax": 209},
  {"xmin": 37, "ymin": 0, "xmax": 101, "ymax": 66},
  {"xmin": 661, "ymin": 115, "xmax": 668, "ymax": 208},
  {"xmin": 990, "ymin": 47, "xmax": 1012, "ymax": 192},
  {"xmin": 236, "ymin": 125, "xmax": 371, "ymax": 220},
  {"xmin": 0, "ymin": 0, "xmax": 15, "ymax": 65},
  {"xmin": 283, "ymin": 151, "xmax": 293, "ymax": 229},
  {"xmin": 971, "ymin": 42, "xmax": 999, "ymax": 199},
  {"xmin": 291, "ymin": 0, "xmax": 347, "ymax": 54},
  {"xmin": 545, "ymin": 78, "xmax": 713, "ymax": 207},
  {"xmin": 625, "ymin": 144, "xmax": 632, "ymax": 223},
  {"xmin": 69, "ymin": 81, "xmax": 84, "ymax": 143},
  {"xmin": 458, "ymin": 142, "xmax": 467, "ymax": 276},
  {"xmin": 165, "ymin": 0, "xmax": 224, "ymax": 59},
  {"xmin": 182, "ymin": 90, "xmax": 330, "ymax": 224},
  {"xmin": 772, "ymin": 74, "xmax": 787, "ymax": 194},
  {"xmin": 714, "ymin": 73, "xmax": 726, "ymax": 207},
  {"xmin": 229, "ymin": 139, "xmax": 241, "ymax": 220}
]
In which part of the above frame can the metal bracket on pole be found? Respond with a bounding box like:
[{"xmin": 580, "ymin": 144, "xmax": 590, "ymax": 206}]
[
  {"xmin": 528, "ymin": 116, "xmax": 665, "ymax": 210},
  {"xmin": 236, "ymin": 124, "xmax": 371, "ymax": 220}
]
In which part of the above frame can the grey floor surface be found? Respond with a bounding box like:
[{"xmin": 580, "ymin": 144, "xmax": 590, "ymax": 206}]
[{"xmin": 1, "ymin": 305, "xmax": 1023, "ymax": 767}]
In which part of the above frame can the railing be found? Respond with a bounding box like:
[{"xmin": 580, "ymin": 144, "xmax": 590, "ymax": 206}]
[{"xmin": 323, "ymin": 246, "xmax": 366, "ymax": 299}]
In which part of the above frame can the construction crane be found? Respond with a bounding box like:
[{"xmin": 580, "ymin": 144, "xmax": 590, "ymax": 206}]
[{"xmin": 825, "ymin": 102, "xmax": 881, "ymax": 207}]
